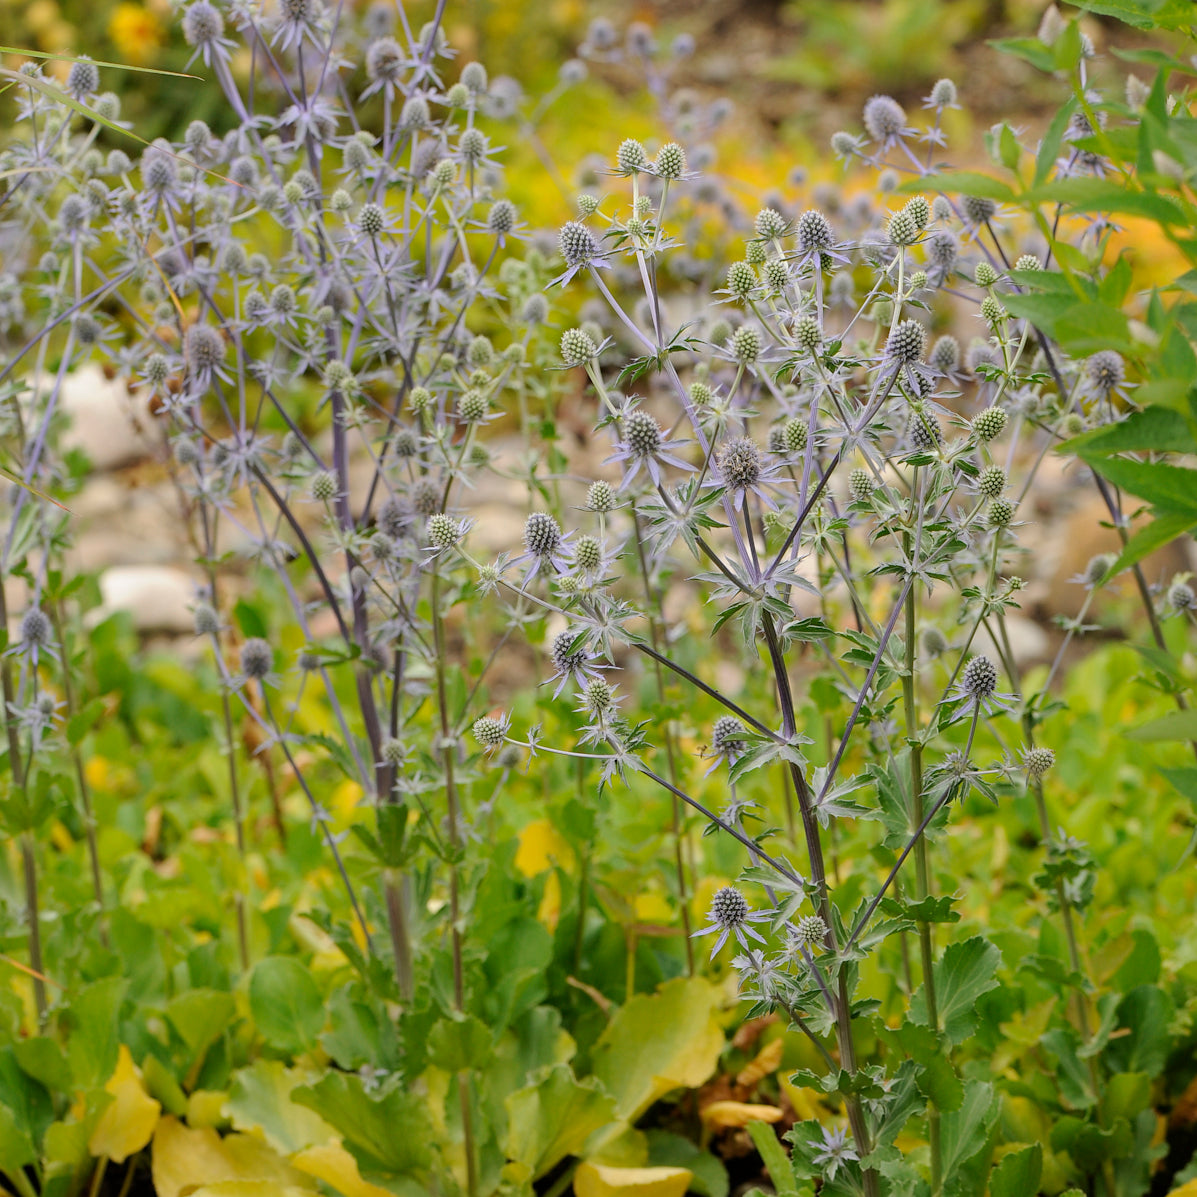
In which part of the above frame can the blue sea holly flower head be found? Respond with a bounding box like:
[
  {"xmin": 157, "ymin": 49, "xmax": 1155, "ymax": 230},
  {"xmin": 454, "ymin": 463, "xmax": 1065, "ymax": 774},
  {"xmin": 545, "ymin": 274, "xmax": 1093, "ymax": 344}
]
[
  {"xmin": 181, "ymin": 1, "xmax": 235, "ymax": 66},
  {"xmin": 605, "ymin": 407, "xmax": 693, "ymax": 491},
  {"xmin": 553, "ymin": 219, "xmax": 609, "ymax": 287},
  {"xmin": 863, "ymin": 94, "xmax": 914, "ymax": 150},
  {"xmin": 948, "ymin": 653, "xmax": 1016, "ymax": 716},
  {"xmin": 705, "ymin": 715, "xmax": 748, "ymax": 775},
  {"xmin": 692, "ymin": 885, "xmax": 770, "ymax": 958},
  {"xmin": 714, "ymin": 435, "xmax": 782, "ymax": 511},
  {"xmin": 546, "ymin": 627, "xmax": 603, "ymax": 698},
  {"xmin": 513, "ymin": 511, "xmax": 573, "ymax": 580},
  {"xmin": 813, "ymin": 1126, "xmax": 860, "ymax": 1182}
]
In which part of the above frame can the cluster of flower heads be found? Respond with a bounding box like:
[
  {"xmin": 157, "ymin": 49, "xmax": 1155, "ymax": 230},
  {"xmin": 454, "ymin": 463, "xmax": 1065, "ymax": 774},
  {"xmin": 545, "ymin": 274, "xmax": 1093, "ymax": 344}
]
[{"xmin": 0, "ymin": 8, "xmax": 1163, "ymax": 1183}]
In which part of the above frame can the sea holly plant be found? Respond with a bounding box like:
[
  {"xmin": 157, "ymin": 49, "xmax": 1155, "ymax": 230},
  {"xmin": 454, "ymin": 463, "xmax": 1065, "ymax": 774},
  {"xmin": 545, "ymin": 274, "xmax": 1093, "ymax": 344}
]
[
  {"xmin": 467, "ymin": 11, "xmax": 1197, "ymax": 1197},
  {"xmin": 0, "ymin": 1, "xmax": 1195, "ymax": 1196}
]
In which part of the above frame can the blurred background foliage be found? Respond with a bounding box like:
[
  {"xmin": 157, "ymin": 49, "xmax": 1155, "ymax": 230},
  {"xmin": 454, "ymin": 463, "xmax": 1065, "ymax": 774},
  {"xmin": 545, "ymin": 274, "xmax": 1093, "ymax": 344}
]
[{"xmin": 1, "ymin": 0, "xmax": 1154, "ymax": 218}]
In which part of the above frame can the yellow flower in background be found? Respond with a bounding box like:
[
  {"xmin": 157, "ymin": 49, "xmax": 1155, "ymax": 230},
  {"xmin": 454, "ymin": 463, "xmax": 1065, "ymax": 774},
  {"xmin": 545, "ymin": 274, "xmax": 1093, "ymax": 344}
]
[
  {"xmin": 109, "ymin": 2, "xmax": 163, "ymax": 66},
  {"xmin": 514, "ymin": 818, "xmax": 574, "ymax": 876}
]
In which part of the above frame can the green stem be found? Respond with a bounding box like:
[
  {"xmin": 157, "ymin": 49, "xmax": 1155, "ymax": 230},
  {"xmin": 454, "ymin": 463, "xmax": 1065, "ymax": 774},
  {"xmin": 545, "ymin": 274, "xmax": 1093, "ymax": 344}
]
[
  {"xmin": 903, "ymin": 527, "xmax": 941, "ymax": 1196},
  {"xmin": 431, "ymin": 565, "xmax": 477, "ymax": 1197}
]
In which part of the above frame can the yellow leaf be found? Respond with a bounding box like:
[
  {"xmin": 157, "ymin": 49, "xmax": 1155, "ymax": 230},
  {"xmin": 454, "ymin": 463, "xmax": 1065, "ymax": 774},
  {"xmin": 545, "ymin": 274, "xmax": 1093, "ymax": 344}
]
[
  {"xmin": 689, "ymin": 876, "xmax": 731, "ymax": 926},
  {"xmin": 591, "ymin": 977, "xmax": 725, "ymax": 1124},
  {"xmin": 736, "ymin": 1038, "xmax": 784, "ymax": 1088},
  {"xmin": 575, "ymin": 1161, "xmax": 693, "ymax": 1197},
  {"xmin": 538, "ymin": 870, "xmax": 563, "ymax": 934},
  {"xmin": 1169, "ymin": 1181, "xmax": 1197, "ymax": 1197},
  {"xmin": 188, "ymin": 1089, "xmax": 231, "ymax": 1129},
  {"xmin": 331, "ymin": 780, "xmax": 364, "ymax": 825},
  {"xmin": 778, "ymin": 1077, "xmax": 827, "ymax": 1124},
  {"xmin": 151, "ymin": 1116, "xmax": 316, "ymax": 1197},
  {"xmin": 515, "ymin": 819, "xmax": 574, "ymax": 876},
  {"xmin": 187, "ymin": 1185, "xmax": 314, "ymax": 1197},
  {"xmin": 292, "ymin": 1140, "xmax": 394, "ymax": 1197},
  {"xmin": 634, "ymin": 893, "xmax": 673, "ymax": 923},
  {"xmin": 700, "ymin": 1101, "xmax": 783, "ymax": 1130},
  {"xmin": 88, "ymin": 1045, "xmax": 161, "ymax": 1163}
]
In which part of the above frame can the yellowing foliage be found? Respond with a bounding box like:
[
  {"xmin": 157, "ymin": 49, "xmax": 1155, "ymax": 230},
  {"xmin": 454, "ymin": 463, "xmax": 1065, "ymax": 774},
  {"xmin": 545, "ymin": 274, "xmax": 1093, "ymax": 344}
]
[{"xmin": 88, "ymin": 1045, "xmax": 161, "ymax": 1163}]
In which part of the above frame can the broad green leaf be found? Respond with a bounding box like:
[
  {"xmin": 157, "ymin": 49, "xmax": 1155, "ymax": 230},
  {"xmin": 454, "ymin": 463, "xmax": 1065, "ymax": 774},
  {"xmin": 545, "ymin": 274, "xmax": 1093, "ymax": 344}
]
[
  {"xmin": 0, "ymin": 1047, "xmax": 52, "ymax": 1147},
  {"xmin": 504, "ymin": 1064, "xmax": 617, "ymax": 1181},
  {"xmin": 939, "ymin": 1082, "xmax": 998, "ymax": 1192},
  {"xmin": 1066, "ymin": 0, "xmax": 1196, "ymax": 30},
  {"xmin": 225, "ymin": 1060, "xmax": 334, "ymax": 1155},
  {"xmin": 0, "ymin": 1102, "xmax": 35, "ymax": 1180},
  {"xmin": 990, "ymin": 1143, "xmax": 1042, "ymax": 1197},
  {"xmin": 1065, "ymin": 407, "xmax": 1197, "ymax": 456},
  {"xmin": 643, "ymin": 1130, "xmax": 729, "ymax": 1197},
  {"xmin": 1105, "ymin": 1072, "xmax": 1152, "ymax": 1123},
  {"xmin": 1107, "ymin": 986, "xmax": 1174, "ymax": 1075},
  {"xmin": 292, "ymin": 1072, "xmax": 432, "ymax": 1181},
  {"xmin": 1084, "ymin": 458, "xmax": 1197, "ymax": 515},
  {"xmin": 249, "ymin": 959, "xmax": 324, "ymax": 1056},
  {"xmin": 142, "ymin": 1055, "xmax": 188, "ymax": 1118},
  {"xmin": 913, "ymin": 937, "xmax": 1002, "ymax": 1046},
  {"xmin": 1104, "ymin": 511, "xmax": 1196, "ymax": 577},
  {"xmin": 912, "ymin": 172, "xmax": 1016, "ymax": 202},
  {"xmin": 427, "ymin": 1015, "xmax": 492, "ymax": 1073},
  {"xmin": 67, "ymin": 977, "xmax": 128, "ymax": 1089},
  {"xmin": 989, "ymin": 37, "xmax": 1056, "ymax": 73},
  {"xmin": 1161, "ymin": 766, "xmax": 1197, "ymax": 806},
  {"xmin": 1126, "ymin": 710, "xmax": 1197, "ymax": 742},
  {"xmin": 1022, "ymin": 177, "xmax": 1189, "ymax": 224},
  {"xmin": 590, "ymin": 977, "xmax": 724, "ymax": 1124},
  {"xmin": 166, "ymin": 989, "xmax": 237, "ymax": 1066},
  {"xmin": 12, "ymin": 1038, "xmax": 70, "ymax": 1096}
]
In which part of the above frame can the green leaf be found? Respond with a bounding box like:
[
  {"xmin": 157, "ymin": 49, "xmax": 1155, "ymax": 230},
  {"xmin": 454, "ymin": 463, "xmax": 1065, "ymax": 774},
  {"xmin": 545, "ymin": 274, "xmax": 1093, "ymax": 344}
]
[
  {"xmin": 1105, "ymin": 1072, "xmax": 1152, "ymax": 1123},
  {"xmin": 67, "ymin": 977, "xmax": 128, "ymax": 1089},
  {"xmin": 0, "ymin": 1102, "xmax": 35, "ymax": 1182},
  {"xmin": 427, "ymin": 1015, "xmax": 493, "ymax": 1073},
  {"xmin": 1161, "ymin": 766, "xmax": 1197, "ymax": 806},
  {"xmin": 225, "ymin": 1059, "xmax": 335, "ymax": 1155},
  {"xmin": 747, "ymin": 1121, "xmax": 799, "ymax": 1197},
  {"xmin": 1066, "ymin": 0, "xmax": 1195, "ymax": 30},
  {"xmin": 915, "ymin": 938, "xmax": 1002, "ymax": 1046},
  {"xmin": 1065, "ymin": 407, "xmax": 1197, "ymax": 456},
  {"xmin": 293, "ymin": 1072, "xmax": 433, "ymax": 1180},
  {"xmin": 990, "ymin": 1143, "xmax": 1042, "ymax": 1197},
  {"xmin": 12, "ymin": 1038, "xmax": 71, "ymax": 1095},
  {"xmin": 884, "ymin": 1023, "xmax": 962, "ymax": 1113},
  {"xmin": 1103, "ymin": 511, "xmax": 1196, "ymax": 578},
  {"xmin": 644, "ymin": 1130, "xmax": 730, "ymax": 1197},
  {"xmin": 1022, "ymin": 177, "xmax": 1190, "ymax": 225},
  {"xmin": 166, "ymin": 989, "xmax": 236, "ymax": 1065},
  {"xmin": 913, "ymin": 172, "xmax": 1016, "ymax": 202},
  {"xmin": 1084, "ymin": 458, "xmax": 1197, "ymax": 514},
  {"xmin": 0, "ymin": 1048, "xmax": 52, "ymax": 1149},
  {"xmin": 989, "ymin": 36, "xmax": 1057, "ymax": 73},
  {"xmin": 1107, "ymin": 986, "xmax": 1174, "ymax": 1075},
  {"xmin": 1126, "ymin": 710, "xmax": 1197, "ymax": 742},
  {"xmin": 66, "ymin": 697, "xmax": 106, "ymax": 747},
  {"xmin": 939, "ymin": 1082, "xmax": 998, "ymax": 1193},
  {"xmin": 503, "ymin": 1063, "xmax": 618, "ymax": 1181},
  {"xmin": 249, "ymin": 958, "xmax": 325, "ymax": 1055},
  {"xmin": 590, "ymin": 977, "xmax": 724, "ymax": 1124}
]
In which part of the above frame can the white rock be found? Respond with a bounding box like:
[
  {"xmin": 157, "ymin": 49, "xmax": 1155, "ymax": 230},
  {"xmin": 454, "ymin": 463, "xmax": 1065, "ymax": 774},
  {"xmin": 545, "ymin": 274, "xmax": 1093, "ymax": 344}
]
[
  {"xmin": 97, "ymin": 566, "xmax": 197, "ymax": 633},
  {"xmin": 60, "ymin": 364, "xmax": 156, "ymax": 472}
]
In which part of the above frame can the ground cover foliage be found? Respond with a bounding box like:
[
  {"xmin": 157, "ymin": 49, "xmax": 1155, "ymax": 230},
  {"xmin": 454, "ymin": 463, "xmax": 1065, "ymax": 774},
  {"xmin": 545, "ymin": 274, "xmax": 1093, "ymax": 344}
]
[{"xmin": 2, "ymin": 1, "xmax": 1197, "ymax": 1195}]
